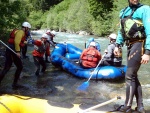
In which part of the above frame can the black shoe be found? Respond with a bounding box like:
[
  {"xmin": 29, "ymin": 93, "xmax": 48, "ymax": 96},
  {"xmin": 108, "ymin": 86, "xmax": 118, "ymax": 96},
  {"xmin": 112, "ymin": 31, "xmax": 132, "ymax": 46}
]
[
  {"xmin": 22, "ymin": 56, "xmax": 29, "ymax": 59},
  {"xmin": 118, "ymin": 105, "xmax": 132, "ymax": 113},
  {"xmin": 135, "ymin": 107, "xmax": 146, "ymax": 113},
  {"xmin": 45, "ymin": 60, "xmax": 51, "ymax": 63},
  {"xmin": 35, "ymin": 73, "xmax": 40, "ymax": 77},
  {"xmin": 12, "ymin": 84, "xmax": 25, "ymax": 89}
]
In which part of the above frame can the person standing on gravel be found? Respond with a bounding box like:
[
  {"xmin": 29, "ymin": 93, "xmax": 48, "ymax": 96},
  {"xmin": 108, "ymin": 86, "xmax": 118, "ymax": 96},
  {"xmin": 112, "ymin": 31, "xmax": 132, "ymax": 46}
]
[
  {"xmin": 32, "ymin": 34, "xmax": 49, "ymax": 76},
  {"xmin": 0, "ymin": 22, "xmax": 31, "ymax": 89}
]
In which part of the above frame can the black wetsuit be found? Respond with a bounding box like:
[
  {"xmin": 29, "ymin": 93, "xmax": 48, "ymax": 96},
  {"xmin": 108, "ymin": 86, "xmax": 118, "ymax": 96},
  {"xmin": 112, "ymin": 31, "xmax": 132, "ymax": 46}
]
[
  {"xmin": 125, "ymin": 41, "xmax": 144, "ymax": 108},
  {"xmin": 0, "ymin": 44, "xmax": 23, "ymax": 86}
]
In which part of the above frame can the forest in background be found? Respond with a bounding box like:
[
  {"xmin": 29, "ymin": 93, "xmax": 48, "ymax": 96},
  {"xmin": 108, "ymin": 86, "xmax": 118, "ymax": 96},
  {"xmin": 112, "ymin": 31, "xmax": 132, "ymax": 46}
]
[{"xmin": 0, "ymin": 0, "xmax": 150, "ymax": 41}]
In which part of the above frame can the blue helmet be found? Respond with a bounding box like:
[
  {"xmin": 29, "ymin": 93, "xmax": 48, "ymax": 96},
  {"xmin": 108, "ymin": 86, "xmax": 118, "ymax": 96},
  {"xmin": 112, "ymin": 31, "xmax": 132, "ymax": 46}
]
[{"xmin": 88, "ymin": 37, "xmax": 94, "ymax": 42}]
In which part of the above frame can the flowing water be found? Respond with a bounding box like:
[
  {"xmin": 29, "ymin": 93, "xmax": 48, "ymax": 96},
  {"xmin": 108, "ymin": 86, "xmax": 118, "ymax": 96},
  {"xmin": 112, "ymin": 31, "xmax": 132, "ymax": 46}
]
[
  {"xmin": 0, "ymin": 31, "xmax": 150, "ymax": 112},
  {"xmin": 51, "ymin": 32, "xmax": 150, "ymax": 110}
]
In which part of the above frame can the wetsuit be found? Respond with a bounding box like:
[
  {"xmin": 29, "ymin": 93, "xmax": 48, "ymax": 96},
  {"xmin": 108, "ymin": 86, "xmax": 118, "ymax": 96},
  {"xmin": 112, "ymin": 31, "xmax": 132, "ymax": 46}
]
[
  {"xmin": 116, "ymin": 4, "xmax": 150, "ymax": 110},
  {"xmin": 0, "ymin": 30, "xmax": 25, "ymax": 86}
]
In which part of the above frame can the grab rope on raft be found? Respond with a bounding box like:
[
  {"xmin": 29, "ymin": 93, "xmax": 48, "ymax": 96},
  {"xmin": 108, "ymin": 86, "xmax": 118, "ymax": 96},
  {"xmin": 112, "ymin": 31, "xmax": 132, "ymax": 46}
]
[{"xmin": 0, "ymin": 101, "xmax": 12, "ymax": 113}]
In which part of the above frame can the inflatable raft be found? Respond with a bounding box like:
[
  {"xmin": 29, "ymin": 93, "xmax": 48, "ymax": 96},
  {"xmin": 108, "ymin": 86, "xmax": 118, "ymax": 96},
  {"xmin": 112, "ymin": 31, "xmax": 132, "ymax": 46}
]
[
  {"xmin": 51, "ymin": 43, "xmax": 127, "ymax": 80},
  {"xmin": 0, "ymin": 94, "xmax": 118, "ymax": 113}
]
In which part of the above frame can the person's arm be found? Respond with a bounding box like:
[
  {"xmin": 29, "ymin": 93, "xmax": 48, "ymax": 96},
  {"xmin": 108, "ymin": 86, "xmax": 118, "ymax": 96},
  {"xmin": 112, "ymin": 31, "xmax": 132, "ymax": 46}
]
[
  {"xmin": 49, "ymin": 40, "xmax": 56, "ymax": 47},
  {"xmin": 14, "ymin": 30, "xmax": 25, "ymax": 52},
  {"xmin": 104, "ymin": 45, "xmax": 114, "ymax": 61},
  {"xmin": 114, "ymin": 30, "xmax": 124, "ymax": 56},
  {"xmin": 141, "ymin": 6, "xmax": 150, "ymax": 54},
  {"xmin": 140, "ymin": 6, "xmax": 150, "ymax": 64}
]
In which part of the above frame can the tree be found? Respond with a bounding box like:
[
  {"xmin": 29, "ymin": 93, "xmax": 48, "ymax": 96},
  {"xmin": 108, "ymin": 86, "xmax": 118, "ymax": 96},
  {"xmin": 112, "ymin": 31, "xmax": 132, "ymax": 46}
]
[{"xmin": 0, "ymin": 0, "xmax": 28, "ymax": 41}]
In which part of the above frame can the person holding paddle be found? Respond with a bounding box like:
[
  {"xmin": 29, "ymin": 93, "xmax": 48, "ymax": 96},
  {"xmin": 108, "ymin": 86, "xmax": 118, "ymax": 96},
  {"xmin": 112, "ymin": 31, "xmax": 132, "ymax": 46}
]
[
  {"xmin": 114, "ymin": 0, "xmax": 150, "ymax": 112},
  {"xmin": 80, "ymin": 41, "xmax": 101, "ymax": 68},
  {"xmin": 0, "ymin": 22, "xmax": 31, "ymax": 89}
]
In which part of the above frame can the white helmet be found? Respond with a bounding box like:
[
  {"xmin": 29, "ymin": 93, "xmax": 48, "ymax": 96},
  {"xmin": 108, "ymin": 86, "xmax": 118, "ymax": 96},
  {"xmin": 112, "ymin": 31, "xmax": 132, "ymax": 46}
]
[
  {"xmin": 109, "ymin": 33, "xmax": 117, "ymax": 39},
  {"xmin": 42, "ymin": 33, "xmax": 50, "ymax": 39},
  {"xmin": 22, "ymin": 22, "xmax": 31, "ymax": 28},
  {"xmin": 89, "ymin": 41, "xmax": 96, "ymax": 47},
  {"xmin": 46, "ymin": 30, "xmax": 51, "ymax": 34}
]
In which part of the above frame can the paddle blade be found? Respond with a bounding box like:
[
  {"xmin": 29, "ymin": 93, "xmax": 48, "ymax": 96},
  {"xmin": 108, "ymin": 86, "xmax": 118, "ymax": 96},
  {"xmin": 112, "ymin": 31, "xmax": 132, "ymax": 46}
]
[{"xmin": 77, "ymin": 81, "xmax": 89, "ymax": 91}]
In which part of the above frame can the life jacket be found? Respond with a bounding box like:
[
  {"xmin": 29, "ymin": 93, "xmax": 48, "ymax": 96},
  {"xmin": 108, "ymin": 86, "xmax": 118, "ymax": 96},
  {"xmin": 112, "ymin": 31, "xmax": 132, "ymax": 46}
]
[
  {"xmin": 8, "ymin": 29, "xmax": 26, "ymax": 47},
  {"xmin": 80, "ymin": 47, "xmax": 101, "ymax": 67},
  {"xmin": 34, "ymin": 42, "xmax": 46, "ymax": 53},
  {"xmin": 120, "ymin": 5, "xmax": 145, "ymax": 40}
]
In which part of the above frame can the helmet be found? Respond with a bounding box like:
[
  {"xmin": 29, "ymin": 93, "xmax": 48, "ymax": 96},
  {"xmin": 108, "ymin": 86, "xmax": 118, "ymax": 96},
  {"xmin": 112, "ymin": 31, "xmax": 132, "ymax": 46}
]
[
  {"xmin": 88, "ymin": 37, "xmax": 94, "ymax": 42},
  {"xmin": 109, "ymin": 33, "xmax": 117, "ymax": 40},
  {"xmin": 22, "ymin": 22, "xmax": 31, "ymax": 28},
  {"xmin": 42, "ymin": 33, "xmax": 49, "ymax": 39},
  {"xmin": 89, "ymin": 41, "xmax": 96, "ymax": 47},
  {"xmin": 46, "ymin": 30, "xmax": 51, "ymax": 33}
]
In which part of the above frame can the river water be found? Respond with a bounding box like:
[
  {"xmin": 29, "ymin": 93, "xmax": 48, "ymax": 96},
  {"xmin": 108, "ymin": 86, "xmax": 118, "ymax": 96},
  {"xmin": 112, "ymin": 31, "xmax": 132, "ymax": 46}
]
[
  {"xmin": 50, "ymin": 32, "xmax": 150, "ymax": 110},
  {"xmin": 0, "ymin": 31, "xmax": 150, "ymax": 112}
]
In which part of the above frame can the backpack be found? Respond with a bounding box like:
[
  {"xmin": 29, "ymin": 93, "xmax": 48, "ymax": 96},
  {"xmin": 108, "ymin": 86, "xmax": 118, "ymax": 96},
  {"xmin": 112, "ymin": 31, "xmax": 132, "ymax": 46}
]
[{"xmin": 120, "ymin": 6, "xmax": 145, "ymax": 40}]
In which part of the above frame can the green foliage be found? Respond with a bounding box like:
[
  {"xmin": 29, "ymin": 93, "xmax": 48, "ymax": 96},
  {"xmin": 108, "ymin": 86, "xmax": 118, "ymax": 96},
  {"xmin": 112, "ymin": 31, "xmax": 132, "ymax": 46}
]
[
  {"xmin": 29, "ymin": 0, "xmax": 63, "ymax": 11},
  {"xmin": 88, "ymin": 0, "xmax": 113, "ymax": 19},
  {"xmin": 28, "ymin": 10, "xmax": 45, "ymax": 29},
  {"xmin": 1, "ymin": 0, "xmax": 150, "ymax": 40},
  {"xmin": 0, "ymin": 0, "xmax": 28, "ymax": 42}
]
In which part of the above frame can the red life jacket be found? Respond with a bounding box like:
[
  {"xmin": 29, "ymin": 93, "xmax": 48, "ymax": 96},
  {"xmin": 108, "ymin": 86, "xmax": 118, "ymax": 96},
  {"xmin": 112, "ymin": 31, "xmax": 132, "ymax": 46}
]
[
  {"xmin": 8, "ymin": 29, "xmax": 26, "ymax": 47},
  {"xmin": 81, "ymin": 47, "xmax": 101, "ymax": 68}
]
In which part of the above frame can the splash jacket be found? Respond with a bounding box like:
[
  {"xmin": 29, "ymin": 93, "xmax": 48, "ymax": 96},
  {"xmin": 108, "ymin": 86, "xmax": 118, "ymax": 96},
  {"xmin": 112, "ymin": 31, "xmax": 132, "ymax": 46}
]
[
  {"xmin": 80, "ymin": 47, "xmax": 101, "ymax": 68},
  {"xmin": 32, "ymin": 40, "xmax": 46, "ymax": 57},
  {"xmin": 116, "ymin": 4, "xmax": 150, "ymax": 54}
]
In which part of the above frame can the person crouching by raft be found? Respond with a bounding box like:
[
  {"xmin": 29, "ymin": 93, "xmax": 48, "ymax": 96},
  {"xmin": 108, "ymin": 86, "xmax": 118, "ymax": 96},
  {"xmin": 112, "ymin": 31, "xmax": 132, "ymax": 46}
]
[
  {"xmin": 44, "ymin": 30, "xmax": 57, "ymax": 63},
  {"xmin": 79, "ymin": 41, "xmax": 101, "ymax": 68},
  {"xmin": 46, "ymin": 30, "xmax": 57, "ymax": 47},
  {"xmin": 32, "ymin": 34, "xmax": 49, "ymax": 76}
]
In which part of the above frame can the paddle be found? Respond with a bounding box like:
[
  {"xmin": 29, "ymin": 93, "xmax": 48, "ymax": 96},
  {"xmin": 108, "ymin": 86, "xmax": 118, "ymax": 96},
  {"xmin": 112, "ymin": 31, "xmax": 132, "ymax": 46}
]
[
  {"xmin": 77, "ymin": 53, "xmax": 106, "ymax": 91},
  {"xmin": 78, "ymin": 96, "xmax": 121, "ymax": 113},
  {"xmin": 84, "ymin": 41, "xmax": 86, "ymax": 49},
  {"xmin": 0, "ymin": 40, "xmax": 17, "ymax": 55}
]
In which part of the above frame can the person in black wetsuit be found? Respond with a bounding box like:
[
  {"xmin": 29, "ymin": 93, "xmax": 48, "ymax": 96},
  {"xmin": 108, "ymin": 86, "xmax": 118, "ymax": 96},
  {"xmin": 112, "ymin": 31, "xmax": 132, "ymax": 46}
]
[{"xmin": 114, "ymin": 0, "xmax": 150, "ymax": 113}]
